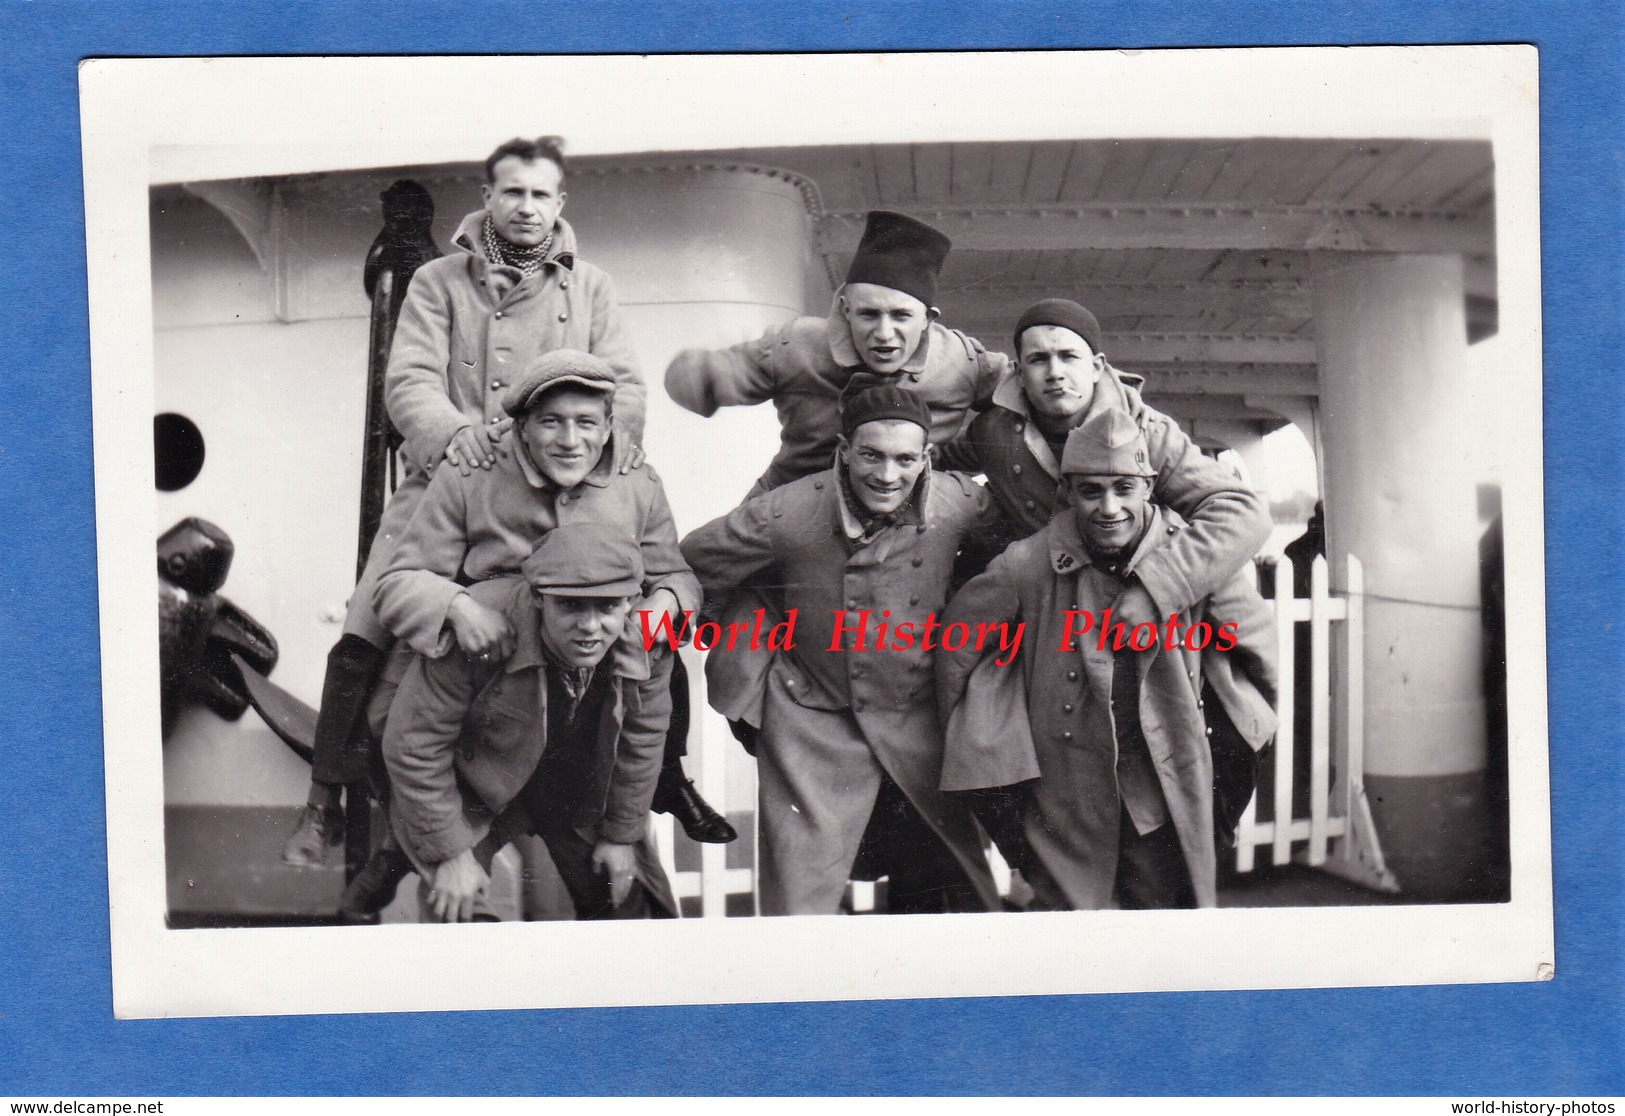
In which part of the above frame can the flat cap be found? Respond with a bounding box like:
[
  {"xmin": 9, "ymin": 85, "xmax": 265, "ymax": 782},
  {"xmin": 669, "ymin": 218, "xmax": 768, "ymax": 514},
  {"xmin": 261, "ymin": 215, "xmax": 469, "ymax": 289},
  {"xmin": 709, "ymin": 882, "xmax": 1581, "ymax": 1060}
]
[
  {"xmin": 1061, "ymin": 405, "xmax": 1155, "ymax": 477},
  {"xmin": 840, "ymin": 383, "xmax": 932, "ymax": 437},
  {"xmin": 502, "ymin": 349, "xmax": 616, "ymax": 418},
  {"xmin": 1013, "ymin": 298, "xmax": 1105, "ymax": 360},
  {"xmin": 521, "ymin": 522, "xmax": 645, "ymax": 598}
]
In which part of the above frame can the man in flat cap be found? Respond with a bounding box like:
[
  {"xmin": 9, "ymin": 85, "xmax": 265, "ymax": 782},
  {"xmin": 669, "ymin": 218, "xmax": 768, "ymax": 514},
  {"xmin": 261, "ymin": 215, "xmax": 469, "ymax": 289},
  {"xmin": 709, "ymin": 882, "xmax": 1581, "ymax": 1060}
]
[
  {"xmin": 335, "ymin": 350, "xmax": 706, "ymax": 919},
  {"xmin": 936, "ymin": 407, "xmax": 1277, "ymax": 910},
  {"xmin": 285, "ymin": 135, "xmax": 654, "ymax": 866},
  {"xmin": 665, "ymin": 211, "xmax": 1008, "ymax": 746},
  {"xmin": 382, "ymin": 523, "xmax": 678, "ymax": 921},
  {"xmin": 681, "ymin": 386, "xmax": 1001, "ymax": 916}
]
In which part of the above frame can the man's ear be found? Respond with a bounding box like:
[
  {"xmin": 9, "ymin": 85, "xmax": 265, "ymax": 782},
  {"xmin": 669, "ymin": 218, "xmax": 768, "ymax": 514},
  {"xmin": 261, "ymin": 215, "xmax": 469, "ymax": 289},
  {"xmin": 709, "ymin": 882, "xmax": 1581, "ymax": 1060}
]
[
  {"xmin": 480, "ymin": 181, "xmax": 494, "ymax": 209},
  {"xmin": 556, "ymin": 190, "xmax": 567, "ymax": 217},
  {"xmin": 926, "ymin": 441, "xmax": 939, "ymax": 465},
  {"xmin": 836, "ymin": 432, "xmax": 850, "ymax": 463},
  {"xmin": 926, "ymin": 305, "xmax": 941, "ymax": 322}
]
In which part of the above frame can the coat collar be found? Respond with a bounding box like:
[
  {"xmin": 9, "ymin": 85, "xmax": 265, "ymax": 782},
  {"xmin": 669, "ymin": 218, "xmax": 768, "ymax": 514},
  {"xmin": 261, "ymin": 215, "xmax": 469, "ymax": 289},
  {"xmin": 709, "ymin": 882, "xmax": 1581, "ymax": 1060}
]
[
  {"xmin": 514, "ymin": 432, "xmax": 616, "ymax": 491},
  {"xmin": 503, "ymin": 585, "xmax": 652, "ymax": 684},
  {"xmin": 824, "ymin": 287, "xmax": 936, "ymax": 375},
  {"xmin": 1047, "ymin": 503, "xmax": 1169, "ymax": 577},
  {"xmin": 452, "ymin": 209, "xmax": 580, "ymax": 273},
  {"xmin": 989, "ymin": 360, "xmax": 1149, "ymax": 480}
]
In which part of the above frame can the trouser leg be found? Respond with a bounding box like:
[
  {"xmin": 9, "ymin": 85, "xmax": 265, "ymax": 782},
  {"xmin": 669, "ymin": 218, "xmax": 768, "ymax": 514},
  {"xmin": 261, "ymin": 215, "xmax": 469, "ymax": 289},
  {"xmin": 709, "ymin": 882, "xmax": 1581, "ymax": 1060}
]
[
  {"xmin": 755, "ymin": 694, "xmax": 885, "ymax": 916},
  {"xmin": 309, "ymin": 633, "xmax": 389, "ymax": 785},
  {"xmin": 534, "ymin": 818, "xmax": 653, "ymax": 921},
  {"xmin": 650, "ymin": 654, "xmax": 737, "ymax": 843},
  {"xmin": 1114, "ymin": 807, "xmax": 1197, "ymax": 910}
]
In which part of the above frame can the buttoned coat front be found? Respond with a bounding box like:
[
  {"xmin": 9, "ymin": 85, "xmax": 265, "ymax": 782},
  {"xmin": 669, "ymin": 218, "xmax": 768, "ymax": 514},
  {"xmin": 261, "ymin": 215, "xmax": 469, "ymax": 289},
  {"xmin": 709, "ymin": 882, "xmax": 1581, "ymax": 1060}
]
[
  {"xmin": 665, "ymin": 313, "xmax": 1005, "ymax": 497},
  {"xmin": 937, "ymin": 506, "xmax": 1278, "ymax": 909},
  {"xmin": 383, "ymin": 577, "xmax": 677, "ymax": 913},
  {"xmin": 680, "ymin": 467, "xmax": 1002, "ymax": 911},
  {"xmin": 387, "ymin": 210, "xmax": 646, "ymax": 478},
  {"xmin": 372, "ymin": 440, "xmax": 700, "ymax": 659}
]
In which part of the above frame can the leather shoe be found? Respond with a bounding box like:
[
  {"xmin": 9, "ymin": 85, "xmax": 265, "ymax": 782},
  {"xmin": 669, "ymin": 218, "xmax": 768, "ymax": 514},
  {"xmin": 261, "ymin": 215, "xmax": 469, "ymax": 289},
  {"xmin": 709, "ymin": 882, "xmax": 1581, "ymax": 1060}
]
[
  {"xmin": 338, "ymin": 847, "xmax": 413, "ymax": 924},
  {"xmin": 652, "ymin": 771, "xmax": 737, "ymax": 844},
  {"xmin": 281, "ymin": 802, "xmax": 344, "ymax": 868}
]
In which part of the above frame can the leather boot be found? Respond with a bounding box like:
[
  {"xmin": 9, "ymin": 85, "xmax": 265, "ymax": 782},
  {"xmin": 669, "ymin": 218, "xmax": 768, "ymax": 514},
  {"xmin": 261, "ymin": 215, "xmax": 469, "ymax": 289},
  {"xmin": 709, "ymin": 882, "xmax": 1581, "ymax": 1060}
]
[
  {"xmin": 281, "ymin": 634, "xmax": 386, "ymax": 867},
  {"xmin": 338, "ymin": 846, "xmax": 413, "ymax": 925},
  {"xmin": 651, "ymin": 758, "xmax": 737, "ymax": 844}
]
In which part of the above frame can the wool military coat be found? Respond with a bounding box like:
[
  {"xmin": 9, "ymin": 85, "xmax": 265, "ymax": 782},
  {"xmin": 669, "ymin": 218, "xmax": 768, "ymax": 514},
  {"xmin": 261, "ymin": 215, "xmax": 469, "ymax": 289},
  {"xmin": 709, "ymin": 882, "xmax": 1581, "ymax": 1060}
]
[
  {"xmin": 386, "ymin": 211, "xmax": 645, "ymax": 478},
  {"xmin": 680, "ymin": 466, "xmax": 1004, "ymax": 909},
  {"xmin": 937, "ymin": 506, "xmax": 1278, "ymax": 909},
  {"xmin": 383, "ymin": 576, "xmax": 677, "ymax": 912},
  {"xmin": 373, "ymin": 439, "xmax": 699, "ymax": 658}
]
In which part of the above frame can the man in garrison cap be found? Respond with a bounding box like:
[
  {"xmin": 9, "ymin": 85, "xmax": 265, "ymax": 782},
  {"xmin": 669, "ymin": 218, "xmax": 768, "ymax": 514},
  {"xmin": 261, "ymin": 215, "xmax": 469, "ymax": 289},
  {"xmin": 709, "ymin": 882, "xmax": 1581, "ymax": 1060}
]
[
  {"xmin": 680, "ymin": 386, "xmax": 1003, "ymax": 916},
  {"xmin": 335, "ymin": 351, "xmax": 707, "ymax": 920},
  {"xmin": 665, "ymin": 210, "xmax": 1008, "ymax": 744},
  {"xmin": 284, "ymin": 136, "xmax": 657, "ymax": 867},
  {"xmin": 381, "ymin": 523, "xmax": 679, "ymax": 922},
  {"xmin": 936, "ymin": 407, "xmax": 1278, "ymax": 910}
]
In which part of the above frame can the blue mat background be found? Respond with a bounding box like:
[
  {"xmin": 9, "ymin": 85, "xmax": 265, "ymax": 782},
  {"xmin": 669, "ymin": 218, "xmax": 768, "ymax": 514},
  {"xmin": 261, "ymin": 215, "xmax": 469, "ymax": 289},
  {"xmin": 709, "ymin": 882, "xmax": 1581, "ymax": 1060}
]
[{"xmin": 0, "ymin": 0, "xmax": 1619, "ymax": 1096}]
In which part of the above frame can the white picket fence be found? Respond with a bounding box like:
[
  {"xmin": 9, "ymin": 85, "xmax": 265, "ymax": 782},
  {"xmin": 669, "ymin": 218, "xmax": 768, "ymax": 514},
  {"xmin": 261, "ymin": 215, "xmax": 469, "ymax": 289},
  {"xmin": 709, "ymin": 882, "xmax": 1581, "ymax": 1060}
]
[{"xmin": 652, "ymin": 553, "xmax": 1396, "ymax": 916}]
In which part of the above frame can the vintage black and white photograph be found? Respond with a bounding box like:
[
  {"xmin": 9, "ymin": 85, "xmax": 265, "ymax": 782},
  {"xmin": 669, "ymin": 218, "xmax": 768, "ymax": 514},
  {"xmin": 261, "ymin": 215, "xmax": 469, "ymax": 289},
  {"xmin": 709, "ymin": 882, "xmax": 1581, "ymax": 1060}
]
[{"xmin": 82, "ymin": 47, "xmax": 1552, "ymax": 1018}]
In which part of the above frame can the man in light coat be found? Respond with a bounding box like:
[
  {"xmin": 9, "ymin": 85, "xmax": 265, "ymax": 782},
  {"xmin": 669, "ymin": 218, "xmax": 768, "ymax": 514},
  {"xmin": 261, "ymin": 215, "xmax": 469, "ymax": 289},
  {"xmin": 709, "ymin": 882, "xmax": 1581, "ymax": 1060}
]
[
  {"xmin": 680, "ymin": 387, "xmax": 1001, "ymax": 916},
  {"xmin": 383, "ymin": 523, "xmax": 678, "ymax": 921},
  {"xmin": 937, "ymin": 406, "xmax": 1277, "ymax": 910},
  {"xmin": 286, "ymin": 137, "xmax": 733, "ymax": 865}
]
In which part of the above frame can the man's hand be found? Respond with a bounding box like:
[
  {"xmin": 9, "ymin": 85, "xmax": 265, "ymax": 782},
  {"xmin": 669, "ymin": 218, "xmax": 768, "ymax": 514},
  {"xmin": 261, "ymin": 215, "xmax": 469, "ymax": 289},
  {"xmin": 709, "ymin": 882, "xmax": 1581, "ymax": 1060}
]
[
  {"xmin": 612, "ymin": 422, "xmax": 646, "ymax": 474},
  {"xmin": 1111, "ymin": 583, "xmax": 1162, "ymax": 642},
  {"xmin": 445, "ymin": 419, "xmax": 510, "ymax": 475},
  {"xmin": 591, "ymin": 840, "xmax": 637, "ymax": 908},
  {"xmin": 634, "ymin": 587, "xmax": 682, "ymax": 648},
  {"xmin": 447, "ymin": 593, "xmax": 516, "ymax": 660},
  {"xmin": 428, "ymin": 848, "xmax": 490, "ymax": 922}
]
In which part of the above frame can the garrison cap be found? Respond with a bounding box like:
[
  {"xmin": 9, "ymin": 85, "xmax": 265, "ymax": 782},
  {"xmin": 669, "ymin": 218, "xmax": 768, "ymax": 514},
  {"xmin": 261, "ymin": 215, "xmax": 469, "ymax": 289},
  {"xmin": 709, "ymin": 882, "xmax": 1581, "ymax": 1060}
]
[
  {"xmin": 521, "ymin": 522, "xmax": 645, "ymax": 599},
  {"xmin": 840, "ymin": 384, "xmax": 932, "ymax": 438},
  {"xmin": 502, "ymin": 349, "xmax": 616, "ymax": 418},
  {"xmin": 1013, "ymin": 298, "xmax": 1105, "ymax": 360},
  {"xmin": 1061, "ymin": 406, "xmax": 1155, "ymax": 478},
  {"xmin": 843, "ymin": 210, "xmax": 952, "ymax": 308}
]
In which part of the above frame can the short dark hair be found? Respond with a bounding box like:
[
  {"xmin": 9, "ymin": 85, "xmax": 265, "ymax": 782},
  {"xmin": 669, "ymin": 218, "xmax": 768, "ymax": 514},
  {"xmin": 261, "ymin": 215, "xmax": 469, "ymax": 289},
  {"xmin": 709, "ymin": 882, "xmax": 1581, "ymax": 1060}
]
[
  {"xmin": 484, "ymin": 136, "xmax": 567, "ymax": 183},
  {"xmin": 519, "ymin": 381, "xmax": 613, "ymax": 421}
]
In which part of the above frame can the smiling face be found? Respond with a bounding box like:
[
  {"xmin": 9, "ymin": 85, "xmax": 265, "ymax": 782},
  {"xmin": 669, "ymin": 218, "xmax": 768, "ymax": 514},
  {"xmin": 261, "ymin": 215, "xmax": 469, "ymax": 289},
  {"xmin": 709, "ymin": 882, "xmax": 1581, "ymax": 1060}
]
[
  {"xmin": 1068, "ymin": 473, "xmax": 1155, "ymax": 556},
  {"xmin": 839, "ymin": 418, "xmax": 930, "ymax": 517},
  {"xmin": 535, "ymin": 594, "xmax": 634, "ymax": 670},
  {"xmin": 517, "ymin": 387, "xmax": 611, "ymax": 489},
  {"xmin": 482, "ymin": 155, "xmax": 567, "ymax": 248},
  {"xmin": 1018, "ymin": 324, "xmax": 1103, "ymax": 428},
  {"xmin": 839, "ymin": 283, "xmax": 932, "ymax": 374}
]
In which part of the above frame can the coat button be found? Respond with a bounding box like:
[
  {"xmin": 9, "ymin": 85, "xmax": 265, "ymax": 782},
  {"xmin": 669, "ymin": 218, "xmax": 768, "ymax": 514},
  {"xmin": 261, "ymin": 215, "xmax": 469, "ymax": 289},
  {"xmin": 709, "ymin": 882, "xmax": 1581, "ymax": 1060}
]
[
  {"xmin": 854, "ymin": 699, "xmax": 866, "ymax": 712},
  {"xmin": 1067, "ymin": 670, "xmax": 1078, "ymax": 681},
  {"xmin": 814, "ymin": 480, "xmax": 824, "ymax": 490},
  {"xmin": 491, "ymin": 381, "xmax": 502, "ymax": 390},
  {"xmin": 847, "ymin": 601, "xmax": 859, "ymax": 610},
  {"xmin": 1062, "ymin": 731, "xmax": 1073, "ymax": 741},
  {"xmin": 1015, "ymin": 420, "xmax": 1025, "ymax": 432},
  {"xmin": 490, "ymin": 416, "xmax": 502, "ymax": 424},
  {"xmin": 1063, "ymin": 703, "xmax": 1073, "ymax": 713},
  {"xmin": 494, "ymin": 311, "xmax": 504, "ymax": 319},
  {"xmin": 916, "ymin": 525, "xmax": 927, "ymax": 534},
  {"xmin": 911, "ymin": 557, "xmax": 923, "ymax": 567},
  {"xmin": 558, "ymin": 312, "xmax": 569, "ymax": 322},
  {"xmin": 1206, "ymin": 726, "xmax": 1213, "ymax": 736},
  {"xmin": 909, "ymin": 595, "xmax": 920, "ymax": 606},
  {"xmin": 1025, "ymin": 500, "xmax": 1036, "ymax": 510},
  {"xmin": 1012, "ymin": 464, "xmax": 1023, "ymax": 476},
  {"xmin": 1167, "ymin": 525, "xmax": 1177, "ymax": 534},
  {"xmin": 852, "ymin": 666, "xmax": 864, "ymax": 678},
  {"xmin": 560, "ymin": 279, "xmax": 570, "ymax": 289}
]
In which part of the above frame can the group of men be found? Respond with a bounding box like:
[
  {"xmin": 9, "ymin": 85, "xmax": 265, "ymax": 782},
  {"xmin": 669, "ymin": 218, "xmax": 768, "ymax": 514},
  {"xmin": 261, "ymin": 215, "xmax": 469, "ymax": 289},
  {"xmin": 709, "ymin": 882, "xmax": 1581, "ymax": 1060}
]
[{"xmin": 284, "ymin": 135, "xmax": 1278, "ymax": 923}]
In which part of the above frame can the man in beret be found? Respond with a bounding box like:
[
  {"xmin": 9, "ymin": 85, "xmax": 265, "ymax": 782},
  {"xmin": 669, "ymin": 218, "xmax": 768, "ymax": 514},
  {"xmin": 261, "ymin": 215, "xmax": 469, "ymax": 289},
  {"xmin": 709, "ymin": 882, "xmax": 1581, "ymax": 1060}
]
[
  {"xmin": 665, "ymin": 210, "xmax": 1004, "ymax": 499},
  {"xmin": 382, "ymin": 523, "xmax": 678, "ymax": 921},
  {"xmin": 936, "ymin": 407, "xmax": 1277, "ymax": 910},
  {"xmin": 285, "ymin": 135, "xmax": 649, "ymax": 866},
  {"xmin": 681, "ymin": 387, "xmax": 1001, "ymax": 916},
  {"xmin": 336, "ymin": 350, "xmax": 707, "ymax": 921}
]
